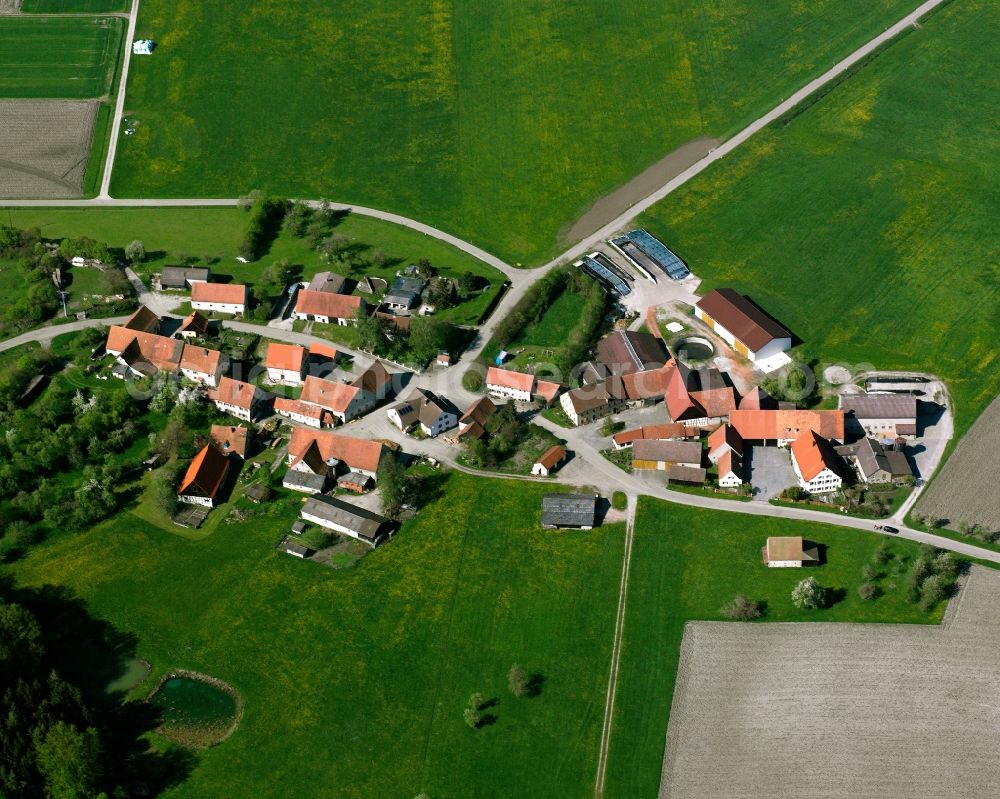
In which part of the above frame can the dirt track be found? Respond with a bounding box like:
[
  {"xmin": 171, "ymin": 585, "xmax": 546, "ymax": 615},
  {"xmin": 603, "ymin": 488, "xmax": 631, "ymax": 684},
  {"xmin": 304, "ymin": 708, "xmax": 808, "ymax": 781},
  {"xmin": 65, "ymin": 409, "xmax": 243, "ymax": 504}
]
[
  {"xmin": 916, "ymin": 393, "xmax": 1000, "ymax": 532},
  {"xmin": 0, "ymin": 100, "xmax": 95, "ymax": 197},
  {"xmin": 660, "ymin": 566, "xmax": 1000, "ymax": 798}
]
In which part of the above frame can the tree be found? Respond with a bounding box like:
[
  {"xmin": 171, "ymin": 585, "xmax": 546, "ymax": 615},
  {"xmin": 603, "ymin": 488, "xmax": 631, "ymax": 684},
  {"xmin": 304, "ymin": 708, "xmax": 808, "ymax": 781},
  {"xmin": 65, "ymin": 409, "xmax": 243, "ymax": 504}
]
[
  {"xmin": 857, "ymin": 582, "xmax": 878, "ymax": 601},
  {"xmin": 457, "ymin": 271, "xmax": 479, "ymax": 296},
  {"xmin": 414, "ymin": 258, "xmax": 436, "ymax": 280},
  {"xmin": 378, "ymin": 454, "xmax": 406, "ymax": 518},
  {"xmin": 919, "ymin": 574, "xmax": 949, "ymax": 611},
  {"xmin": 720, "ymin": 594, "xmax": 763, "ymax": 620},
  {"xmin": 508, "ymin": 664, "xmax": 529, "ymax": 697},
  {"xmin": 408, "ymin": 318, "xmax": 452, "ymax": 365},
  {"xmin": 463, "ymin": 693, "xmax": 485, "ymax": 728},
  {"xmin": 34, "ymin": 721, "xmax": 102, "ymax": 799},
  {"xmin": 149, "ymin": 464, "xmax": 181, "ymax": 517},
  {"xmin": 791, "ymin": 577, "xmax": 826, "ymax": 610},
  {"xmin": 124, "ymin": 240, "xmax": 145, "ymax": 264},
  {"xmin": 462, "ymin": 369, "xmax": 484, "ymax": 392},
  {"xmin": 318, "ymin": 234, "xmax": 351, "ymax": 263},
  {"xmin": 427, "ymin": 277, "xmax": 457, "ymax": 309},
  {"xmin": 355, "ymin": 307, "xmax": 387, "ymax": 355}
]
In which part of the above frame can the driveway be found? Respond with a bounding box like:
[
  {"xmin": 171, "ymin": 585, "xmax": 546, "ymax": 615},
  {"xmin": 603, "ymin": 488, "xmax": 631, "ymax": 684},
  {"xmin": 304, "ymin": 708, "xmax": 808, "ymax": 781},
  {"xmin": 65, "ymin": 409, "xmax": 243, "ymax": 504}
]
[{"xmin": 746, "ymin": 446, "xmax": 797, "ymax": 501}]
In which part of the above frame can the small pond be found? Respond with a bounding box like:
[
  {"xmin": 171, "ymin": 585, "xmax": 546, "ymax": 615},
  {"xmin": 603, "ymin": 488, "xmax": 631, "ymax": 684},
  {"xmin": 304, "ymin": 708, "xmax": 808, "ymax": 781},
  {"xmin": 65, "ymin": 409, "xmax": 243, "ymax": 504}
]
[
  {"xmin": 675, "ymin": 336, "xmax": 715, "ymax": 363},
  {"xmin": 149, "ymin": 674, "xmax": 241, "ymax": 748}
]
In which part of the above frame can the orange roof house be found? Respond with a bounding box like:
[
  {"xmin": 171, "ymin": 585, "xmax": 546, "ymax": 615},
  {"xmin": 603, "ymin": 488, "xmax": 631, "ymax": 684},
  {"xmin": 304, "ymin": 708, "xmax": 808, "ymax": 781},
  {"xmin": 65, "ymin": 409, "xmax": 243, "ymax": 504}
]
[
  {"xmin": 177, "ymin": 310, "xmax": 209, "ymax": 337},
  {"xmin": 486, "ymin": 367, "xmax": 535, "ymax": 395},
  {"xmin": 790, "ymin": 430, "xmax": 844, "ymax": 483},
  {"xmin": 106, "ymin": 327, "xmax": 183, "ymax": 373},
  {"xmin": 179, "ymin": 344, "xmax": 224, "ymax": 383},
  {"xmin": 273, "ymin": 397, "xmax": 331, "ymax": 426},
  {"xmin": 287, "ymin": 428, "xmax": 384, "ymax": 476},
  {"xmin": 191, "ymin": 282, "xmax": 249, "ymax": 309},
  {"xmin": 210, "ymin": 424, "xmax": 250, "ymax": 459},
  {"xmin": 294, "ymin": 290, "xmax": 364, "ymax": 321},
  {"xmin": 177, "ymin": 443, "xmax": 230, "ymax": 506},
  {"xmin": 532, "ymin": 445, "xmax": 567, "ymax": 476},
  {"xmin": 265, "ymin": 343, "xmax": 306, "ymax": 373},
  {"xmin": 210, "ymin": 376, "xmax": 270, "ymax": 420},
  {"xmin": 729, "ymin": 409, "xmax": 846, "ymax": 444},
  {"xmin": 300, "ymin": 375, "xmax": 361, "ymax": 415}
]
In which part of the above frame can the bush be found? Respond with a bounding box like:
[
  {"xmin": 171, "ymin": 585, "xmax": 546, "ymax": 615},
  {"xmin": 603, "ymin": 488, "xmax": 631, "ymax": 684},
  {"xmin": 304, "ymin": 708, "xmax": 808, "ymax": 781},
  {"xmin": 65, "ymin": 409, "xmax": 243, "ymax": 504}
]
[
  {"xmin": 508, "ymin": 664, "xmax": 529, "ymax": 697},
  {"xmin": 780, "ymin": 486, "xmax": 809, "ymax": 501},
  {"xmin": 611, "ymin": 491, "xmax": 627, "ymax": 511},
  {"xmin": 857, "ymin": 582, "xmax": 878, "ymax": 601},
  {"xmin": 462, "ymin": 369, "xmax": 484, "ymax": 392},
  {"xmin": 720, "ymin": 594, "xmax": 763, "ymax": 621},
  {"xmin": 239, "ymin": 193, "xmax": 287, "ymax": 261},
  {"xmin": 791, "ymin": 577, "xmax": 827, "ymax": 610},
  {"xmin": 919, "ymin": 574, "xmax": 949, "ymax": 611}
]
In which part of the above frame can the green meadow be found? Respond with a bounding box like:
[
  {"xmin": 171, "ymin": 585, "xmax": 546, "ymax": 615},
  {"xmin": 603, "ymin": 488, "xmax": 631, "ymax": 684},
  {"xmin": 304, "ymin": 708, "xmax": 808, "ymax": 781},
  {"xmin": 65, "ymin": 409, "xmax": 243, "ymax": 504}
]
[
  {"xmin": 110, "ymin": 0, "xmax": 919, "ymax": 263},
  {"xmin": 21, "ymin": 0, "xmax": 129, "ymax": 11},
  {"xmin": 5, "ymin": 474, "xmax": 625, "ymax": 799},
  {"xmin": 0, "ymin": 16, "xmax": 123, "ymax": 98},
  {"xmin": 604, "ymin": 498, "xmax": 945, "ymax": 798},
  {"xmin": 639, "ymin": 0, "xmax": 1000, "ymax": 438}
]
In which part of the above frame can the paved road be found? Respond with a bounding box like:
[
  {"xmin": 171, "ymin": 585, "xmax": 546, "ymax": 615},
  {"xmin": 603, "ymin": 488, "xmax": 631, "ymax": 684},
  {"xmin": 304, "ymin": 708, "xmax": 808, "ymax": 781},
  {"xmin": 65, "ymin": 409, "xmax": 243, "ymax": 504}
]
[{"xmin": 100, "ymin": 0, "xmax": 140, "ymax": 199}]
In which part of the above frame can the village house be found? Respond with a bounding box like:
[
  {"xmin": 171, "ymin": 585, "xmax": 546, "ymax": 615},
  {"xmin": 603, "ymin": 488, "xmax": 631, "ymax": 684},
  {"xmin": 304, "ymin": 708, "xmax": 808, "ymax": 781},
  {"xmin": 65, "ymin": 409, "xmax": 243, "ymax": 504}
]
[
  {"xmin": 839, "ymin": 394, "xmax": 918, "ymax": 440},
  {"xmin": 191, "ymin": 282, "xmax": 250, "ymax": 315},
  {"xmin": 179, "ymin": 344, "xmax": 226, "ymax": 387},
  {"xmin": 694, "ymin": 288, "xmax": 792, "ymax": 372},
  {"xmin": 293, "ymin": 290, "xmax": 365, "ymax": 325},
  {"xmin": 541, "ymin": 493, "xmax": 597, "ymax": 530},
  {"xmin": 299, "ymin": 376, "xmax": 368, "ymax": 425},
  {"xmin": 282, "ymin": 469, "xmax": 328, "ymax": 494},
  {"xmin": 286, "ymin": 428, "xmax": 384, "ymax": 482},
  {"xmin": 485, "ymin": 367, "xmax": 561, "ymax": 405},
  {"xmin": 762, "ymin": 536, "xmax": 819, "ymax": 568},
  {"xmin": 728, "ymin": 409, "xmax": 846, "ymax": 447},
  {"xmin": 612, "ymin": 423, "xmax": 695, "ymax": 450},
  {"xmin": 387, "ymin": 389, "xmax": 458, "ymax": 437},
  {"xmin": 632, "ymin": 439, "xmax": 703, "ymax": 472},
  {"xmin": 273, "ymin": 397, "xmax": 331, "ymax": 428},
  {"xmin": 105, "ymin": 326, "xmax": 183, "ymax": 378},
  {"xmin": 451, "ymin": 396, "xmax": 497, "ymax": 442},
  {"xmin": 209, "ymin": 424, "xmax": 250, "ymax": 459},
  {"xmin": 708, "ymin": 424, "xmax": 745, "ymax": 488},
  {"xmin": 384, "ymin": 276, "xmax": 425, "ymax": 311},
  {"xmin": 306, "ymin": 271, "xmax": 347, "ymax": 294},
  {"xmin": 176, "ymin": 310, "xmax": 209, "ymax": 339},
  {"xmin": 560, "ymin": 377, "xmax": 629, "ymax": 426},
  {"xmin": 158, "ymin": 266, "xmax": 210, "ymax": 290},
  {"xmin": 663, "ymin": 359, "xmax": 738, "ymax": 427},
  {"xmin": 716, "ymin": 449, "xmax": 744, "ymax": 488},
  {"xmin": 264, "ymin": 342, "xmax": 307, "ymax": 386},
  {"xmin": 210, "ymin": 376, "xmax": 271, "ymax": 422},
  {"xmin": 300, "ymin": 495, "xmax": 391, "ymax": 548},
  {"xmin": 177, "ymin": 443, "xmax": 230, "ymax": 507},
  {"xmin": 532, "ymin": 445, "xmax": 567, "ymax": 477},
  {"xmin": 838, "ymin": 438, "xmax": 914, "ymax": 485},
  {"xmin": 790, "ymin": 430, "xmax": 845, "ymax": 494}
]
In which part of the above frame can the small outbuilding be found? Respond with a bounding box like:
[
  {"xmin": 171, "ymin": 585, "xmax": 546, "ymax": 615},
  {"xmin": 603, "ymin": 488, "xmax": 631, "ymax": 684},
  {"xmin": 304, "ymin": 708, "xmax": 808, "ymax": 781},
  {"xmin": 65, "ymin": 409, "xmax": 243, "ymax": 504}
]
[
  {"xmin": 532, "ymin": 445, "xmax": 567, "ymax": 477},
  {"xmin": 762, "ymin": 536, "xmax": 819, "ymax": 568},
  {"xmin": 541, "ymin": 493, "xmax": 597, "ymax": 530}
]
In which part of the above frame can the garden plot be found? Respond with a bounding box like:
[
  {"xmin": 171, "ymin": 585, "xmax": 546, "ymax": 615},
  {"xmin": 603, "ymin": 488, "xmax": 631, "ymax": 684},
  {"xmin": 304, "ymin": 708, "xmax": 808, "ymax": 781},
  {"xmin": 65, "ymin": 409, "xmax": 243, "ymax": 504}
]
[
  {"xmin": 660, "ymin": 566, "xmax": 1000, "ymax": 799},
  {"xmin": 0, "ymin": 100, "xmax": 95, "ymax": 197},
  {"xmin": 916, "ymin": 394, "xmax": 1000, "ymax": 532}
]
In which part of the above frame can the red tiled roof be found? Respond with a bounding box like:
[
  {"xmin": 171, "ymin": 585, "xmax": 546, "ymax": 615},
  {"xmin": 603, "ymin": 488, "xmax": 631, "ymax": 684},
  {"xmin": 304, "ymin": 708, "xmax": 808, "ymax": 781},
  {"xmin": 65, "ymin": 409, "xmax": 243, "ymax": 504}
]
[
  {"xmin": 696, "ymin": 288, "xmax": 790, "ymax": 353},
  {"xmin": 288, "ymin": 428, "xmax": 383, "ymax": 474},
  {"xmin": 180, "ymin": 344, "xmax": 223, "ymax": 377},
  {"xmin": 689, "ymin": 386, "xmax": 737, "ymax": 418},
  {"xmin": 486, "ymin": 367, "xmax": 534, "ymax": 393},
  {"xmin": 210, "ymin": 425, "xmax": 249, "ymax": 458},
  {"xmin": 623, "ymin": 362, "xmax": 675, "ymax": 401},
  {"xmin": 460, "ymin": 396, "xmax": 497, "ymax": 427},
  {"xmin": 295, "ymin": 290, "xmax": 363, "ymax": 319},
  {"xmin": 790, "ymin": 430, "xmax": 841, "ymax": 482},
  {"xmin": 729, "ymin": 409, "xmax": 845, "ymax": 442},
  {"xmin": 536, "ymin": 445, "xmax": 566, "ymax": 470},
  {"xmin": 212, "ymin": 376, "xmax": 263, "ymax": 410},
  {"xmin": 350, "ymin": 360, "xmax": 392, "ymax": 395},
  {"xmin": 178, "ymin": 444, "xmax": 230, "ymax": 500},
  {"xmin": 265, "ymin": 342, "xmax": 306, "ymax": 372},
  {"xmin": 191, "ymin": 282, "xmax": 249, "ymax": 306},
  {"xmin": 665, "ymin": 363, "xmax": 699, "ymax": 420},
  {"xmin": 718, "ymin": 448, "xmax": 739, "ymax": 479},
  {"xmin": 613, "ymin": 423, "xmax": 690, "ymax": 447},
  {"xmin": 707, "ymin": 424, "xmax": 744, "ymax": 457},
  {"xmin": 300, "ymin": 375, "xmax": 359, "ymax": 414},
  {"xmin": 106, "ymin": 327, "xmax": 182, "ymax": 371},
  {"xmin": 535, "ymin": 379, "xmax": 562, "ymax": 403},
  {"xmin": 308, "ymin": 341, "xmax": 338, "ymax": 359}
]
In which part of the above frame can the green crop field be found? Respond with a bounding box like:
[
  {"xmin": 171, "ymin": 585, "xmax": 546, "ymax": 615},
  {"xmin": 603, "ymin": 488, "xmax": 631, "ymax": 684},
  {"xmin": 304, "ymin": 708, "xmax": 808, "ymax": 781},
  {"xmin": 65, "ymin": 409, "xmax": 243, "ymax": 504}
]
[
  {"xmin": 4, "ymin": 473, "xmax": 625, "ymax": 799},
  {"xmin": 21, "ymin": 0, "xmax": 129, "ymax": 11},
  {"xmin": 0, "ymin": 16, "xmax": 123, "ymax": 98},
  {"xmin": 1, "ymin": 207, "xmax": 507, "ymax": 326},
  {"xmin": 638, "ymin": 0, "xmax": 1000, "ymax": 439},
  {"xmin": 110, "ymin": 0, "xmax": 920, "ymax": 263},
  {"xmin": 604, "ymin": 497, "xmax": 946, "ymax": 798}
]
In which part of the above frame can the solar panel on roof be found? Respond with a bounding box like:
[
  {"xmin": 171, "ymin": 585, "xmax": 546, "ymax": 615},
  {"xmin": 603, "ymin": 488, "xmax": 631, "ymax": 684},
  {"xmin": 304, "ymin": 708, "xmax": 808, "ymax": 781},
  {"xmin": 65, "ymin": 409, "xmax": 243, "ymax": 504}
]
[{"xmin": 578, "ymin": 255, "xmax": 631, "ymax": 295}]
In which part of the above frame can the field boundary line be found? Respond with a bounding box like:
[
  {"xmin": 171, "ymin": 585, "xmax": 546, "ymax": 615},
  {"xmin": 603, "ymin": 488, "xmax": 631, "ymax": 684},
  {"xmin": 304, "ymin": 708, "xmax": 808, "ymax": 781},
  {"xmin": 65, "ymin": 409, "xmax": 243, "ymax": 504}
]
[
  {"xmin": 99, "ymin": 0, "xmax": 138, "ymax": 198},
  {"xmin": 594, "ymin": 493, "xmax": 636, "ymax": 797},
  {"xmin": 542, "ymin": 0, "xmax": 951, "ymax": 270}
]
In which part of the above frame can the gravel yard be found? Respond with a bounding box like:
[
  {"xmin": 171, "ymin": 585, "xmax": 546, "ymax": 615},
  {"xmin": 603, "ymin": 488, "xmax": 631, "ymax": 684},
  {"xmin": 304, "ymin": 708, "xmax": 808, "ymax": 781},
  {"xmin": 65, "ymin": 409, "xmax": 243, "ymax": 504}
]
[
  {"xmin": 0, "ymin": 99, "xmax": 96, "ymax": 197},
  {"xmin": 660, "ymin": 566, "xmax": 1000, "ymax": 799}
]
